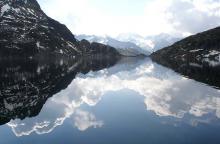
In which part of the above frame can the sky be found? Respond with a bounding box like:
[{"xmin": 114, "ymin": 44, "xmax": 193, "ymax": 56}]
[{"xmin": 37, "ymin": 0, "xmax": 220, "ymax": 37}]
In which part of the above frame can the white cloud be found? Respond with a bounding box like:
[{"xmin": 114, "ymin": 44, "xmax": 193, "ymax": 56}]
[
  {"xmin": 141, "ymin": 0, "xmax": 220, "ymax": 37},
  {"xmin": 167, "ymin": 0, "xmax": 220, "ymax": 35},
  {"xmin": 37, "ymin": 0, "xmax": 220, "ymax": 37}
]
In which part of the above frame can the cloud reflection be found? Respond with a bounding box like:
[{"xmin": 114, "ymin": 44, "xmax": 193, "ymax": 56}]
[
  {"xmin": 74, "ymin": 110, "xmax": 103, "ymax": 131},
  {"xmin": 7, "ymin": 58, "xmax": 220, "ymax": 136}
]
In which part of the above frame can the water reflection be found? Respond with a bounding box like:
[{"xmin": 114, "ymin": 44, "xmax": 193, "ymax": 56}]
[
  {"xmin": 0, "ymin": 57, "xmax": 220, "ymax": 144},
  {"xmin": 0, "ymin": 56, "xmax": 118, "ymax": 126},
  {"xmin": 2, "ymin": 57, "xmax": 219, "ymax": 138}
]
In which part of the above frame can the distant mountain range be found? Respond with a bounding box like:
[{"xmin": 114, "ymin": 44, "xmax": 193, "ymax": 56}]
[
  {"xmin": 76, "ymin": 35, "xmax": 150, "ymax": 56},
  {"xmin": 117, "ymin": 33, "xmax": 181, "ymax": 52},
  {"xmin": 76, "ymin": 34, "xmax": 181, "ymax": 56}
]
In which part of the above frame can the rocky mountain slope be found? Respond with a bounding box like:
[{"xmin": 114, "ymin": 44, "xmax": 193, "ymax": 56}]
[
  {"xmin": 0, "ymin": 0, "xmax": 119, "ymax": 58},
  {"xmin": 151, "ymin": 27, "xmax": 220, "ymax": 88}
]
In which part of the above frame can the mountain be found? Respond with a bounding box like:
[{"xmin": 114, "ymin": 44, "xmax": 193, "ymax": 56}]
[
  {"xmin": 0, "ymin": 0, "xmax": 119, "ymax": 58},
  {"xmin": 117, "ymin": 33, "xmax": 181, "ymax": 52},
  {"xmin": 0, "ymin": 56, "xmax": 119, "ymax": 125},
  {"xmin": 76, "ymin": 35, "xmax": 150, "ymax": 56},
  {"xmin": 151, "ymin": 26, "xmax": 220, "ymax": 88},
  {"xmin": 77, "ymin": 39, "xmax": 120, "ymax": 57}
]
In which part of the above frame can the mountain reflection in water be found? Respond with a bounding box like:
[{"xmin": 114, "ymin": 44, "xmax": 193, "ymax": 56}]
[
  {"xmin": 0, "ymin": 57, "xmax": 220, "ymax": 144},
  {"xmin": 0, "ymin": 56, "xmax": 118, "ymax": 125}
]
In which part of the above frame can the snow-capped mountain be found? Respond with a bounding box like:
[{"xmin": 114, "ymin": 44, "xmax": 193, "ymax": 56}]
[
  {"xmin": 117, "ymin": 33, "xmax": 181, "ymax": 52},
  {"xmin": 146, "ymin": 33, "xmax": 181, "ymax": 52},
  {"xmin": 77, "ymin": 33, "xmax": 181, "ymax": 56},
  {"xmin": 76, "ymin": 35, "xmax": 151, "ymax": 56},
  {"xmin": 0, "ymin": 0, "xmax": 119, "ymax": 58}
]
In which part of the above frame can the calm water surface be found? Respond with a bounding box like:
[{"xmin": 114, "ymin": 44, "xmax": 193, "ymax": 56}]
[{"xmin": 0, "ymin": 57, "xmax": 220, "ymax": 144}]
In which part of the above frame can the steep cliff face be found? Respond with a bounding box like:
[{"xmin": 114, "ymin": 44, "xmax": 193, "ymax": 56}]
[
  {"xmin": 151, "ymin": 27, "xmax": 220, "ymax": 88},
  {"xmin": 0, "ymin": 0, "xmax": 120, "ymax": 57}
]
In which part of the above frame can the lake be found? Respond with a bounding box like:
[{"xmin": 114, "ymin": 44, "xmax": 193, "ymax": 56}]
[{"xmin": 0, "ymin": 57, "xmax": 220, "ymax": 144}]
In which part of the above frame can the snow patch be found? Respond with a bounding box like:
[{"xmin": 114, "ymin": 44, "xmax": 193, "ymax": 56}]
[
  {"xmin": 60, "ymin": 59, "xmax": 64, "ymax": 66},
  {"xmin": 27, "ymin": 8, "xmax": 36, "ymax": 16},
  {"xmin": 204, "ymin": 50, "xmax": 220, "ymax": 58},
  {"xmin": 37, "ymin": 66, "xmax": 45, "ymax": 74},
  {"xmin": 189, "ymin": 63, "xmax": 202, "ymax": 68},
  {"xmin": 1, "ymin": 4, "xmax": 10, "ymax": 17},
  {"xmin": 189, "ymin": 49, "xmax": 203, "ymax": 53},
  {"xmin": 12, "ymin": 7, "xmax": 20, "ymax": 13},
  {"xmin": 36, "ymin": 41, "xmax": 45, "ymax": 49},
  {"xmin": 203, "ymin": 58, "xmax": 220, "ymax": 67},
  {"xmin": 41, "ymin": 25, "xmax": 49, "ymax": 29},
  {"xmin": 201, "ymin": 50, "xmax": 220, "ymax": 67},
  {"xmin": 66, "ymin": 41, "xmax": 79, "ymax": 52},
  {"xmin": 4, "ymin": 99, "xmax": 14, "ymax": 111}
]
